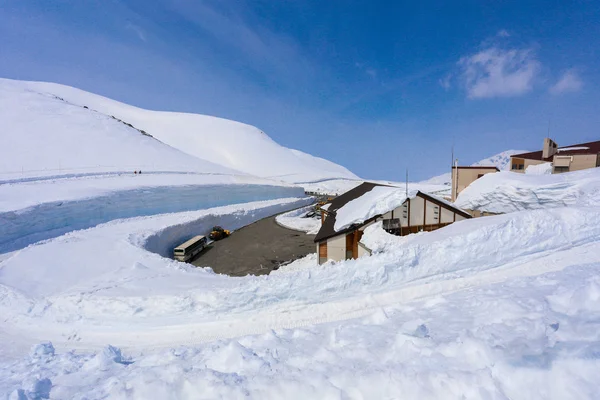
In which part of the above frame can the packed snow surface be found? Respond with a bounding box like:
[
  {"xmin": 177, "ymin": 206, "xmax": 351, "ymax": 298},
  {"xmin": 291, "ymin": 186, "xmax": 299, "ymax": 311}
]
[
  {"xmin": 3, "ymin": 206, "xmax": 600, "ymax": 398},
  {"xmin": 526, "ymin": 162, "xmax": 553, "ymax": 175},
  {"xmin": 334, "ymin": 186, "xmax": 417, "ymax": 231},
  {"xmin": 275, "ymin": 205, "xmax": 321, "ymax": 234},
  {"xmin": 455, "ymin": 168, "xmax": 600, "ymax": 213},
  {"xmin": 0, "ymin": 78, "xmax": 357, "ymax": 183}
]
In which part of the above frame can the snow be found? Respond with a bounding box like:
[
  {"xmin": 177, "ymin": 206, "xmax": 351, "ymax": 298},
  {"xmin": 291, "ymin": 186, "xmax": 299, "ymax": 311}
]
[
  {"xmin": 1, "ymin": 78, "xmax": 358, "ymax": 184},
  {"xmin": 455, "ymin": 168, "xmax": 600, "ymax": 213},
  {"xmin": 421, "ymin": 149, "xmax": 529, "ymax": 185},
  {"xmin": 526, "ymin": 162, "xmax": 553, "ymax": 175},
  {"xmin": 3, "ymin": 78, "xmax": 600, "ymax": 399},
  {"xmin": 301, "ymin": 178, "xmax": 449, "ymax": 198},
  {"xmin": 334, "ymin": 186, "xmax": 417, "ymax": 231},
  {"xmin": 3, "ymin": 207, "xmax": 600, "ymax": 398},
  {"xmin": 275, "ymin": 205, "xmax": 321, "ymax": 234},
  {"xmin": 558, "ymin": 146, "xmax": 590, "ymax": 152},
  {"xmin": 0, "ymin": 176, "xmax": 303, "ymax": 253}
]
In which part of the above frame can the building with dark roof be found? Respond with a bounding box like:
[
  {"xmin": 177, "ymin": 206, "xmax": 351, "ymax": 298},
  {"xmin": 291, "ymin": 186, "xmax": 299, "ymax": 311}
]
[
  {"xmin": 510, "ymin": 138, "xmax": 600, "ymax": 174},
  {"xmin": 315, "ymin": 182, "xmax": 471, "ymax": 265},
  {"xmin": 450, "ymin": 166, "xmax": 500, "ymax": 201}
]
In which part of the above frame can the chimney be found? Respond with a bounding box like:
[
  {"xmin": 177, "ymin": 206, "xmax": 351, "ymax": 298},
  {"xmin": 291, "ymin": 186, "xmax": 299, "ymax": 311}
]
[{"xmin": 542, "ymin": 138, "xmax": 558, "ymax": 159}]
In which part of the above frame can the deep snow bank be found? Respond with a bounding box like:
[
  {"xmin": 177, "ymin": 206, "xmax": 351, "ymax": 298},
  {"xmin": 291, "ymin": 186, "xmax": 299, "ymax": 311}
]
[
  {"xmin": 274, "ymin": 205, "xmax": 320, "ymax": 234},
  {"xmin": 3, "ymin": 206, "xmax": 600, "ymax": 352},
  {"xmin": 455, "ymin": 168, "xmax": 600, "ymax": 213},
  {"xmin": 0, "ymin": 182, "xmax": 304, "ymax": 253},
  {"xmin": 2, "ymin": 78, "xmax": 358, "ymax": 183}
]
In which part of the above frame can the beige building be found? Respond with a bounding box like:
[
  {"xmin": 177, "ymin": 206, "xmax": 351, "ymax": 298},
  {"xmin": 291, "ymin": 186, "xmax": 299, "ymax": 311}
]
[
  {"xmin": 450, "ymin": 166, "xmax": 499, "ymax": 201},
  {"xmin": 510, "ymin": 138, "xmax": 600, "ymax": 174},
  {"xmin": 314, "ymin": 182, "xmax": 471, "ymax": 265}
]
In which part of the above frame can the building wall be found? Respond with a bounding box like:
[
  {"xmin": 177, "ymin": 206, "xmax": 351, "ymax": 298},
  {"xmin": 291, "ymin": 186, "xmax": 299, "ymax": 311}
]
[
  {"xmin": 451, "ymin": 168, "xmax": 498, "ymax": 200},
  {"xmin": 554, "ymin": 153, "xmax": 599, "ymax": 173},
  {"xmin": 409, "ymin": 196, "xmax": 425, "ymax": 226},
  {"xmin": 326, "ymin": 234, "xmax": 347, "ymax": 262},
  {"xmin": 440, "ymin": 207, "xmax": 454, "ymax": 223},
  {"xmin": 425, "ymin": 200, "xmax": 440, "ymax": 225}
]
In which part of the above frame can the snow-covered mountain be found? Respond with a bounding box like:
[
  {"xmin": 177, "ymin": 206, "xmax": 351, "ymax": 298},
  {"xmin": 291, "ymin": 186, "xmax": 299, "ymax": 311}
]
[
  {"xmin": 0, "ymin": 78, "xmax": 358, "ymax": 183},
  {"xmin": 420, "ymin": 149, "xmax": 529, "ymax": 185}
]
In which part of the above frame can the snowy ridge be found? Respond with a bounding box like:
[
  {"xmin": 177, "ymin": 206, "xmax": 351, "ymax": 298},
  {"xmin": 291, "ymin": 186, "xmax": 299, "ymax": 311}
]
[
  {"xmin": 0, "ymin": 78, "xmax": 358, "ymax": 184},
  {"xmin": 455, "ymin": 168, "xmax": 600, "ymax": 214}
]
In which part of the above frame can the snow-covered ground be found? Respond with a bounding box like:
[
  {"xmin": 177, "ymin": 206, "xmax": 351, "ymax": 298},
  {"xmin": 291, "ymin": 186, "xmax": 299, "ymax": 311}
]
[
  {"xmin": 275, "ymin": 205, "xmax": 321, "ymax": 234},
  {"xmin": 455, "ymin": 168, "xmax": 600, "ymax": 214},
  {"xmin": 3, "ymin": 206, "xmax": 600, "ymax": 398},
  {"xmin": 3, "ymin": 77, "xmax": 600, "ymax": 399}
]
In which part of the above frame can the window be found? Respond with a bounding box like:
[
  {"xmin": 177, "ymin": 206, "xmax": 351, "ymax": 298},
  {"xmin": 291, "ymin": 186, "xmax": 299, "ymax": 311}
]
[
  {"xmin": 554, "ymin": 166, "xmax": 569, "ymax": 173},
  {"xmin": 512, "ymin": 164, "xmax": 524, "ymax": 170},
  {"xmin": 477, "ymin": 174, "xmax": 484, "ymax": 179}
]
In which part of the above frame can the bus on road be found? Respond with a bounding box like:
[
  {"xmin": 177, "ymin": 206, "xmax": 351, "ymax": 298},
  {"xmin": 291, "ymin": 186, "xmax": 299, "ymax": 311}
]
[{"xmin": 173, "ymin": 235, "xmax": 208, "ymax": 262}]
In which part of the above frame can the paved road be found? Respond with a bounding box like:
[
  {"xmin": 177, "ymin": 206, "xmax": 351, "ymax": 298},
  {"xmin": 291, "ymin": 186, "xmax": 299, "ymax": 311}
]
[{"xmin": 191, "ymin": 215, "xmax": 316, "ymax": 276}]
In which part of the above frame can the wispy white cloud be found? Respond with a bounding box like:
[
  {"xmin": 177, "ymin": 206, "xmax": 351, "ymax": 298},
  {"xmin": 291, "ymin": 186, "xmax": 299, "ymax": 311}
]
[
  {"xmin": 365, "ymin": 68, "xmax": 377, "ymax": 78},
  {"xmin": 125, "ymin": 22, "xmax": 146, "ymax": 42},
  {"xmin": 458, "ymin": 46, "xmax": 540, "ymax": 99},
  {"xmin": 549, "ymin": 69, "xmax": 582, "ymax": 94},
  {"xmin": 439, "ymin": 73, "xmax": 452, "ymax": 90},
  {"xmin": 497, "ymin": 29, "xmax": 510, "ymax": 38}
]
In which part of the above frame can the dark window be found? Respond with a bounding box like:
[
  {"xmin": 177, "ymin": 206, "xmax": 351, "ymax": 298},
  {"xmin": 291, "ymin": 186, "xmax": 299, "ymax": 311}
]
[{"xmin": 554, "ymin": 166, "xmax": 569, "ymax": 173}]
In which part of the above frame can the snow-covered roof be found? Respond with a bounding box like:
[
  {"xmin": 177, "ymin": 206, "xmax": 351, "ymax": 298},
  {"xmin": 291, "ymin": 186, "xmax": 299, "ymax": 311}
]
[
  {"xmin": 314, "ymin": 182, "xmax": 470, "ymax": 242},
  {"xmin": 334, "ymin": 186, "xmax": 418, "ymax": 231}
]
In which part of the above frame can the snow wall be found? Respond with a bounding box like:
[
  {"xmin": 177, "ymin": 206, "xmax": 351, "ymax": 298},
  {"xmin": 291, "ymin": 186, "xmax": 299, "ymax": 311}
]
[
  {"xmin": 0, "ymin": 184, "xmax": 305, "ymax": 253},
  {"xmin": 144, "ymin": 197, "xmax": 314, "ymax": 258}
]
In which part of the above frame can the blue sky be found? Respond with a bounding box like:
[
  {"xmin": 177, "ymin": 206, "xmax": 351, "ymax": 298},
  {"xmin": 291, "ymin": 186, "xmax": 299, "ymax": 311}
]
[{"xmin": 1, "ymin": 0, "xmax": 599, "ymax": 180}]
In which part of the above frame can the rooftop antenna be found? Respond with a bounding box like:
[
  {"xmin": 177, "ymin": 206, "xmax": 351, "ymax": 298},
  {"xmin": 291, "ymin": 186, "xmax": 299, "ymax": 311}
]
[{"xmin": 405, "ymin": 169, "xmax": 409, "ymax": 198}]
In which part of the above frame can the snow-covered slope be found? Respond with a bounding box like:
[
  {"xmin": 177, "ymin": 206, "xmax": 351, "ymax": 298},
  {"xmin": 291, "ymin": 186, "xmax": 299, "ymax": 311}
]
[
  {"xmin": 421, "ymin": 149, "xmax": 529, "ymax": 185},
  {"xmin": 1, "ymin": 78, "xmax": 358, "ymax": 183},
  {"xmin": 455, "ymin": 168, "xmax": 600, "ymax": 213},
  {"xmin": 0, "ymin": 79, "xmax": 235, "ymax": 180}
]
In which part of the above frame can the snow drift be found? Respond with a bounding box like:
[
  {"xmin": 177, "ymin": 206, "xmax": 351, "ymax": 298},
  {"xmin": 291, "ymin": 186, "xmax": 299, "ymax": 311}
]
[{"xmin": 455, "ymin": 168, "xmax": 600, "ymax": 213}]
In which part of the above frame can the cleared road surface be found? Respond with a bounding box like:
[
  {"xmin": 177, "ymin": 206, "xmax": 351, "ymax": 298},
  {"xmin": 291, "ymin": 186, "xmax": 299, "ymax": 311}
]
[{"xmin": 191, "ymin": 215, "xmax": 316, "ymax": 276}]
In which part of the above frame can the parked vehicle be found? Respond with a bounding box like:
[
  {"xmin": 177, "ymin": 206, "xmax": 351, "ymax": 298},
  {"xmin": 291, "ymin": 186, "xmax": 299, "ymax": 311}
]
[
  {"xmin": 173, "ymin": 235, "xmax": 207, "ymax": 262},
  {"xmin": 209, "ymin": 226, "xmax": 230, "ymax": 241}
]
